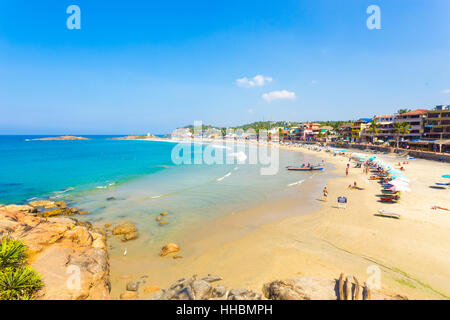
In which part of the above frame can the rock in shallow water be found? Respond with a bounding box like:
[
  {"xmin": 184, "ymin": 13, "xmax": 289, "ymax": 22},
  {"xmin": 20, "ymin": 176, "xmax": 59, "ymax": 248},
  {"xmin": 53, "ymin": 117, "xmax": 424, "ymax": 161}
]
[
  {"xmin": 122, "ymin": 231, "xmax": 138, "ymax": 242},
  {"xmin": 126, "ymin": 281, "xmax": 140, "ymax": 292},
  {"xmin": 160, "ymin": 243, "xmax": 179, "ymax": 256},
  {"xmin": 112, "ymin": 222, "xmax": 136, "ymax": 235}
]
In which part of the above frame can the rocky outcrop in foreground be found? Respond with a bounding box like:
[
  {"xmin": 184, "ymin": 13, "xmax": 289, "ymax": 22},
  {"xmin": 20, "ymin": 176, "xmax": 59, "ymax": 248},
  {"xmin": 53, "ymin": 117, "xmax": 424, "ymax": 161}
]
[
  {"xmin": 0, "ymin": 204, "xmax": 110, "ymax": 300},
  {"xmin": 262, "ymin": 276, "xmax": 406, "ymax": 300},
  {"xmin": 148, "ymin": 275, "xmax": 262, "ymax": 300},
  {"xmin": 144, "ymin": 275, "xmax": 406, "ymax": 300}
]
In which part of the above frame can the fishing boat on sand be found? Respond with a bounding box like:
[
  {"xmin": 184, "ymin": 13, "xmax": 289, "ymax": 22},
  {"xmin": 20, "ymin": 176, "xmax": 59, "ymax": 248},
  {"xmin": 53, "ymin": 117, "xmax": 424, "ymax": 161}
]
[{"xmin": 286, "ymin": 166, "xmax": 324, "ymax": 172}]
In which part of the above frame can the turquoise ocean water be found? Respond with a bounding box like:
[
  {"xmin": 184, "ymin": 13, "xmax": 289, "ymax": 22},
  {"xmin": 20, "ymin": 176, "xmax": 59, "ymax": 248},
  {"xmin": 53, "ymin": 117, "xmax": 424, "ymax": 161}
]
[
  {"xmin": 0, "ymin": 136, "xmax": 175, "ymax": 204},
  {"xmin": 0, "ymin": 135, "xmax": 330, "ymax": 254}
]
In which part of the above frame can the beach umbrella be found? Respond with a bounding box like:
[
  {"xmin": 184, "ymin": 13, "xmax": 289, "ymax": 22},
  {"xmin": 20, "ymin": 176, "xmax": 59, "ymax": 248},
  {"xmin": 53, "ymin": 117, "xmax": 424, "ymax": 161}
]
[
  {"xmin": 442, "ymin": 175, "xmax": 450, "ymax": 179},
  {"xmin": 390, "ymin": 180, "xmax": 409, "ymax": 187},
  {"xmin": 390, "ymin": 177, "xmax": 410, "ymax": 183},
  {"xmin": 390, "ymin": 175, "xmax": 409, "ymax": 181},
  {"xmin": 392, "ymin": 185, "xmax": 411, "ymax": 192}
]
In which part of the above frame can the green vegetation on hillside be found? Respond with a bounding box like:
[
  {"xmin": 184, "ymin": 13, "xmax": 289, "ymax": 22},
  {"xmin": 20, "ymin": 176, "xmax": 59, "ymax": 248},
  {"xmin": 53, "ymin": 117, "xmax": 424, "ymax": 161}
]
[{"xmin": 179, "ymin": 120, "xmax": 354, "ymax": 135}]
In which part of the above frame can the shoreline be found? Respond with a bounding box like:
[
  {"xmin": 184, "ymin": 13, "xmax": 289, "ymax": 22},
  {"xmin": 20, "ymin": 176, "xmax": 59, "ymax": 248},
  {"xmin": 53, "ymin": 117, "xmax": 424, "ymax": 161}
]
[
  {"xmin": 110, "ymin": 143, "xmax": 450, "ymax": 300},
  {"xmin": 2, "ymin": 139, "xmax": 449, "ymax": 299},
  {"xmin": 106, "ymin": 145, "xmax": 333, "ymax": 298}
]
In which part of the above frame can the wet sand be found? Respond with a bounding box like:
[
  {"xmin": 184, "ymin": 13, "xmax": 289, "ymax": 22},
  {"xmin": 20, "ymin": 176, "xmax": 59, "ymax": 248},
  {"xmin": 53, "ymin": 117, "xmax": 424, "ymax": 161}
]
[{"xmin": 110, "ymin": 144, "xmax": 450, "ymax": 300}]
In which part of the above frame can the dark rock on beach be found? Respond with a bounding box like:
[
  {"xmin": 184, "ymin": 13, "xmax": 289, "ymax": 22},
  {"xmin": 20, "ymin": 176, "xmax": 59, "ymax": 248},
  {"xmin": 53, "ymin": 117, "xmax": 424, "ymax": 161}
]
[
  {"xmin": 111, "ymin": 222, "xmax": 138, "ymax": 242},
  {"xmin": 126, "ymin": 281, "xmax": 140, "ymax": 292},
  {"xmin": 148, "ymin": 275, "xmax": 260, "ymax": 300},
  {"xmin": 202, "ymin": 275, "xmax": 223, "ymax": 283},
  {"xmin": 212, "ymin": 285, "xmax": 227, "ymax": 298},
  {"xmin": 262, "ymin": 276, "xmax": 405, "ymax": 300}
]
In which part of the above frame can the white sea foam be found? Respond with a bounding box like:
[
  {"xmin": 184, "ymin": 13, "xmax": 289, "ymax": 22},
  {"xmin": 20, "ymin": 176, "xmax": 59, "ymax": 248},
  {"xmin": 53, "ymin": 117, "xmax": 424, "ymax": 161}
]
[
  {"xmin": 288, "ymin": 179, "xmax": 304, "ymax": 187},
  {"xmin": 217, "ymin": 172, "xmax": 232, "ymax": 182},
  {"xmin": 53, "ymin": 187, "xmax": 74, "ymax": 194},
  {"xmin": 96, "ymin": 182, "xmax": 115, "ymax": 189}
]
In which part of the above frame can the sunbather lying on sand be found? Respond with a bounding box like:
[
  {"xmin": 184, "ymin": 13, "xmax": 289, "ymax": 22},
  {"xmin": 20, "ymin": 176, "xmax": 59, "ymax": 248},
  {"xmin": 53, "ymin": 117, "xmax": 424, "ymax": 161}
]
[
  {"xmin": 431, "ymin": 205, "xmax": 449, "ymax": 211},
  {"xmin": 348, "ymin": 181, "xmax": 365, "ymax": 190}
]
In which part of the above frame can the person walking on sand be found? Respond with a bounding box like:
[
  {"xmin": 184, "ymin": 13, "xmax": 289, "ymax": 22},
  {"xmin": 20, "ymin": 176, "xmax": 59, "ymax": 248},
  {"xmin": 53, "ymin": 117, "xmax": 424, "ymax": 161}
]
[
  {"xmin": 345, "ymin": 167, "xmax": 349, "ymax": 176},
  {"xmin": 323, "ymin": 186, "xmax": 328, "ymax": 201}
]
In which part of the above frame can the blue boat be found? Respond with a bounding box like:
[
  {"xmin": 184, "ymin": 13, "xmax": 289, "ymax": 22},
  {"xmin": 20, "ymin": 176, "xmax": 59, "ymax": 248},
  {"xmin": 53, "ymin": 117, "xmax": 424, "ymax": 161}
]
[{"xmin": 286, "ymin": 166, "xmax": 324, "ymax": 171}]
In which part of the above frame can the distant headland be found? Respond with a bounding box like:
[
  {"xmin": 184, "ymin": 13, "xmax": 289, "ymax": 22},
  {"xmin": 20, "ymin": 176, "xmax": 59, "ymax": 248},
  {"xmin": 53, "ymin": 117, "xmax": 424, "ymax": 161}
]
[
  {"xmin": 31, "ymin": 136, "xmax": 90, "ymax": 141},
  {"xmin": 110, "ymin": 135, "xmax": 159, "ymax": 140}
]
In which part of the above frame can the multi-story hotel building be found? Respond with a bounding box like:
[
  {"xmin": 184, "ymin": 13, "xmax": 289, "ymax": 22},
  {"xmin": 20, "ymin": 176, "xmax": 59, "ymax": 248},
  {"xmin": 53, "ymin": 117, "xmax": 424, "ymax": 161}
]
[
  {"xmin": 424, "ymin": 105, "xmax": 450, "ymax": 140},
  {"xmin": 393, "ymin": 109, "xmax": 428, "ymax": 140}
]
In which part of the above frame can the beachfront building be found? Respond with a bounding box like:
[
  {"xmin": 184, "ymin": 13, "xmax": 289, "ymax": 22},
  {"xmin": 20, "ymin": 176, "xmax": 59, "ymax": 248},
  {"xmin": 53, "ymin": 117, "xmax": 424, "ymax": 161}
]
[
  {"xmin": 284, "ymin": 122, "xmax": 320, "ymax": 141},
  {"xmin": 338, "ymin": 124, "xmax": 353, "ymax": 141},
  {"xmin": 170, "ymin": 128, "xmax": 192, "ymax": 139},
  {"xmin": 295, "ymin": 122, "xmax": 320, "ymax": 140},
  {"xmin": 372, "ymin": 115, "xmax": 395, "ymax": 142},
  {"xmin": 393, "ymin": 109, "xmax": 428, "ymax": 141},
  {"xmin": 267, "ymin": 127, "xmax": 285, "ymax": 142},
  {"xmin": 203, "ymin": 127, "xmax": 223, "ymax": 139},
  {"xmin": 351, "ymin": 118, "xmax": 371, "ymax": 142},
  {"xmin": 280, "ymin": 128, "xmax": 290, "ymax": 141},
  {"xmin": 424, "ymin": 105, "xmax": 450, "ymax": 140},
  {"xmin": 319, "ymin": 126, "xmax": 333, "ymax": 134}
]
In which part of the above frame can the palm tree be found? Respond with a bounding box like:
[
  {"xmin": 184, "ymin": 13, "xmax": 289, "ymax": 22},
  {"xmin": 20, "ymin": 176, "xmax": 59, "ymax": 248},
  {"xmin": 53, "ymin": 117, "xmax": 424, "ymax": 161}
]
[
  {"xmin": 368, "ymin": 119, "xmax": 380, "ymax": 144},
  {"xmin": 394, "ymin": 122, "xmax": 411, "ymax": 148}
]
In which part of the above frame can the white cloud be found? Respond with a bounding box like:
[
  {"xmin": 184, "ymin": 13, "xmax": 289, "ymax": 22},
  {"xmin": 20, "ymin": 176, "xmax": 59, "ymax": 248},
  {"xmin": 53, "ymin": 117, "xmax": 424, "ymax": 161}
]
[
  {"xmin": 248, "ymin": 108, "xmax": 254, "ymax": 114},
  {"xmin": 441, "ymin": 89, "xmax": 450, "ymax": 94},
  {"xmin": 311, "ymin": 80, "xmax": 318, "ymax": 85},
  {"xmin": 262, "ymin": 90, "xmax": 296, "ymax": 102},
  {"xmin": 236, "ymin": 75, "xmax": 272, "ymax": 88}
]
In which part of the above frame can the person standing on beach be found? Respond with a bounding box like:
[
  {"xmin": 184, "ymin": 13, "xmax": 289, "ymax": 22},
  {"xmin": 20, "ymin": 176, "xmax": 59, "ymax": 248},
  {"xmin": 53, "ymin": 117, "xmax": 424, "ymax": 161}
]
[
  {"xmin": 323, "ymin": 186, "xmax": 328, "ymax": 201},
  {"xmin": 345, "ymin": 167, "xmax": 349, "ymax": 176}
]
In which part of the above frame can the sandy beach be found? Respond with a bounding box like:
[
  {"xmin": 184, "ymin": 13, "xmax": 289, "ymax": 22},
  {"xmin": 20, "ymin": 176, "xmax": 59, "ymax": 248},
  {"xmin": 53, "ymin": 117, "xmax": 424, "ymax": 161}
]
[{"xmin": 111, "ymin": 143, "xmax": 450, "ymax": 300}]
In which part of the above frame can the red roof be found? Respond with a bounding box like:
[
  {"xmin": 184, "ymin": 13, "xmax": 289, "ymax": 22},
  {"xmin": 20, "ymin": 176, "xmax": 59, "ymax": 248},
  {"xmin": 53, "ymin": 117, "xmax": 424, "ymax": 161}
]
[
  {"xmin": 374, "ymin": 115, "xmax": 392, "ymax": 119},
  {"xmin": 398, "ymin": 109, "xmax": 428, "ymax": 116}
]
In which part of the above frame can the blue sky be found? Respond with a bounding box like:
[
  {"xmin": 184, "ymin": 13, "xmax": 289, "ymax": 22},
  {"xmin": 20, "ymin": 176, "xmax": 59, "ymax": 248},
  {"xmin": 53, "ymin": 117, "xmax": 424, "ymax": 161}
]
[{"xmin": 1, "ymin": 0, "xmax": 449, "ymax": 134}]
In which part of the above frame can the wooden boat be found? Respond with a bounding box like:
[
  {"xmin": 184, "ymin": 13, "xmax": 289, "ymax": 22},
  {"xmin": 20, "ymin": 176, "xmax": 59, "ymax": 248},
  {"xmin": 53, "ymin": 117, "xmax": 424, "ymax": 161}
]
[
  {"xmin": 286, "ymin": 166, "xmax": 324, "ymax": 171},
  {"xmin": 380, "ymin": 195, "xmax": 400, "ymax": 202},
  {"xmin": 375, "ymin": 210, "xmax": 401, "ymax": 219}
]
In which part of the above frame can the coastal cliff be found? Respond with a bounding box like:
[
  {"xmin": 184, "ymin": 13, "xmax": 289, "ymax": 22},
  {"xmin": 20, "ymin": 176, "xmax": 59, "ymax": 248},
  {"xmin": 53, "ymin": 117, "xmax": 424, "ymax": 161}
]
[{"xmin": 0, "ymin": 204, "xmax": 110, "ymax": 300}]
